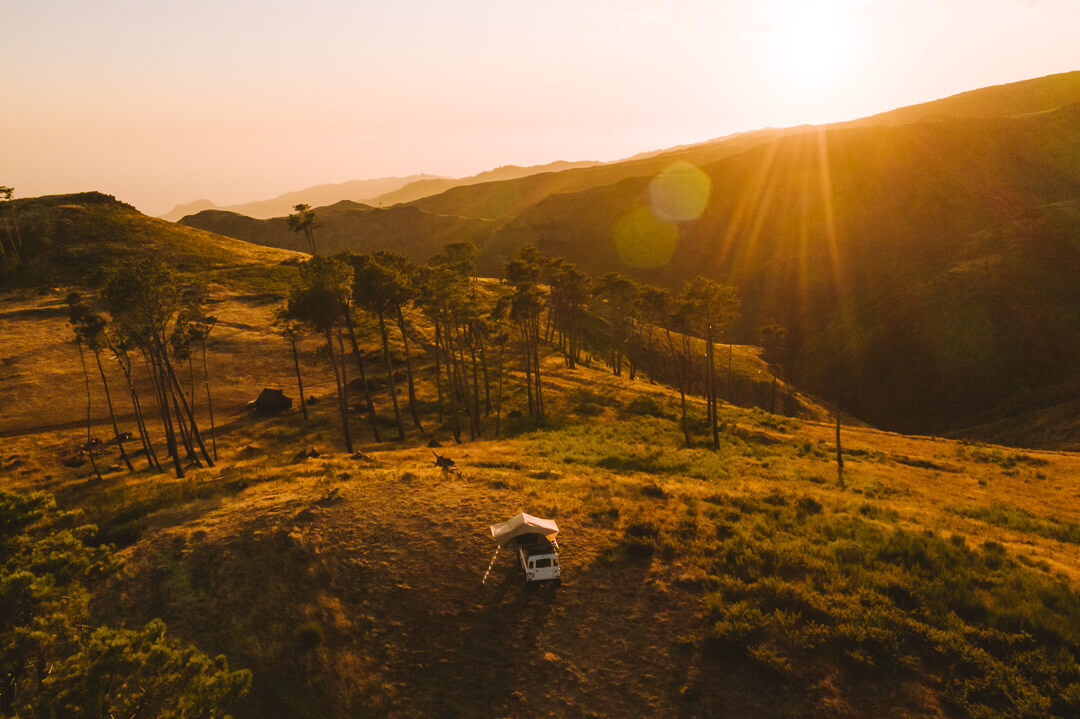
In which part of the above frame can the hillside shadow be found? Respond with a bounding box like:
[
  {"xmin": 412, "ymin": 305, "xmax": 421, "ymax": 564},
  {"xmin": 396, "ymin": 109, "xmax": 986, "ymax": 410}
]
[{"xmin": 382, "ymin": 540, "xmax": 659, "ymax": 718}]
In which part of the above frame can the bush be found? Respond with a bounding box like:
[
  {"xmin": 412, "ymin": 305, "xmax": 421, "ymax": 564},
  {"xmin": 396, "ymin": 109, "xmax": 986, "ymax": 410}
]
[
  {"xmin": 795, "ymin": 496, "xmax": 823, "ymax": 516},
  {"xmin": 0, "ymin": 490, "xmax": 250, "ymax": 716},
  {"xmin": 626, "ymin": 395, "xmax": 665, "ymax": 418},
  {"xmin": 641, "ymin": 483, "xmax": 668, "ymax": 499},
  {"xmin": 696, "ymin": 509, "xmax": 1080, "ymax": 716},
  {"xmin": 622, "ymin": 520, "xmax": 661, "ymax": 558}
]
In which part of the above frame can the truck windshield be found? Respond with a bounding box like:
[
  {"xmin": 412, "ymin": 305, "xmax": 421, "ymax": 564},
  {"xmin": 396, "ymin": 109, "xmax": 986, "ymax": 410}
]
[{"xmin": 535, "ymin": 558, "xmax": 552, "ymax": 568}]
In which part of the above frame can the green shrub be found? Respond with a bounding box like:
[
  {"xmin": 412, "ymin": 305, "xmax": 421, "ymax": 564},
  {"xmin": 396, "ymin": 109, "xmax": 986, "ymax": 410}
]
[
  {"xmin": 952, "ymin": 503, "xmax": 1080, "ymax": 545},
  {"xmin": 0, "ymin": 490, "xmax": 250, "ymax": 717},
  {"xmin": 641, "ymin": 483, "xmax": 668, "ymax": 499},
  {"xmin": 696, "ymin": 510, "xmax": 1080, "ymax": 716},
  {"xmin": 626, "ymin": 395, "xmax": 665, "ymax": 418}
]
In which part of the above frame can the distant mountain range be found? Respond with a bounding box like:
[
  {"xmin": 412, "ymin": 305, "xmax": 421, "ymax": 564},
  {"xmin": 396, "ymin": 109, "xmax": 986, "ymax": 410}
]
[
  {"xmin": 159, "ymin": 160, "xmax": 603, "ymax": 222},
  {"xmin": 12, "ymin": 70, "xmax": 1080, "ymax": 446},
  {"xmin": 181, "ymin": 200, "xmax": 495, "ymax": 261},
  {"xmin": 158, "ymin": 175, "xmax": 444, "ymax": 221},
  {"xmin": 166, "ymin": 71, "xmax": 1080, "ymax": 225}
]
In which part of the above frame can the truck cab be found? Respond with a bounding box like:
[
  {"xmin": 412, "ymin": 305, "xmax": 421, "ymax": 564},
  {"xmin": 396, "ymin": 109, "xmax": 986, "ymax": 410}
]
[{"xmin": 517, "ymin": 535, "xmax": 561, "ymax": 583}]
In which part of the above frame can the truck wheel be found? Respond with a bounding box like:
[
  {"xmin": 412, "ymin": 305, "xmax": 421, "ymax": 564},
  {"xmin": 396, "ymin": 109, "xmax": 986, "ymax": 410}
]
[{"xmin": 553, "ymin": 579, "xmax": 562, "ymax": 588}]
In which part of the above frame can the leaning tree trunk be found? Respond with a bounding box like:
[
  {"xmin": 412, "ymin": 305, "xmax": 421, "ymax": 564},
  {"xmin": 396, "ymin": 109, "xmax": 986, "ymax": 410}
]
[
  {"xmin": 200, "ymin": 340, "xmax": 217, "ymax": 460},
  {"xmin": 727, "ymin": 343, "xmax": 733, "ymax": 404},
  {"xmin": 467, "ymin": 331, "xmax": 483, "ymax": 435},
  {"xmin": 117, "ymin": 353, "xmax": 159, "ymax": 471},
  {"xmin": 344, "ymin": 316, "xmax": 381, "ymax": 442},
  {"xmin": 396, "ymin": 308, "xmax": 423, "ymax": 430},
  {"xmin": 167, "ymin": 375, "xmax": 200, "ymax": 467},
  {"xmin": 440, "ymin": 318, "xmax": 463, "ymax": 443},
  {"xmin": 476, "ymin": 329, "xmax": 492, "ymax": 416},
  {"xmin": 378, "ymin": 311, "xmax": 405, "ymax": 440},
  {"xmin": 433, "ymin": 319, "xmax": 445, "ymax": 425},
  {"xmin": 494, "ymin": 342, "xmax": 505, "ymax": 438},
  {"xmin": 146, "ymin": 353, "xmax": 184, "ymax": 477},
  {"xmin": 77, "ymin": 342, "xmax": 104, "ymax": 482},
  {"xmin": 450, "ymin": 323, "xmax": 477, "ymax": 441},
  {"xmin": 667, "ymin": 328, "xmax": 691, "ymax": 447},
  {"xmin": 93, "ymin": 350, "xmax": 133, "ymax": 471},
  {"xmin": 289, "ymin": 335, "xmax": 308, "ymax": 421},
  {"xmin": 528, "ymin": 316, "xmax": 545, "ymax": 425},
  {"xmin": 335, "ymin": 331, "xmax": 355, "ymax": 453},
  {"xmin": 188, "ymin": 355, "xmax": 197, "ymax": 414},
  {"xmin": 707, "ymin": 328, "xmax": 719, "ymax": 450},
  {"xmin": 161, "ymin": 352, "xmax": 213, "ymax": 466},
  {"xmin": 324, "ymin": 329, "xmax": 354, "ymax": 453},
  {"xmin": 520, "ymin": 321, "xmax": 534, "ymax": 418},
  {"xmin": 130, "ymin": 379, "xmax": 161, "ymax": 471}
]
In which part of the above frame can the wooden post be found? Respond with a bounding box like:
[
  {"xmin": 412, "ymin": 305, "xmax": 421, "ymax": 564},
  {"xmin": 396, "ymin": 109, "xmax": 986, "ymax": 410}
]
[{"xmin": 835, "ymin": 415, "xmax": 845, "ymax": 489}]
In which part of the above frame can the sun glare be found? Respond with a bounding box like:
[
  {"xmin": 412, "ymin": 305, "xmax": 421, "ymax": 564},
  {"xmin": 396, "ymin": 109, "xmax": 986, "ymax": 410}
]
[{"xmin": 767, "ymin": 6, "xmax": 859, "ymax": 93}]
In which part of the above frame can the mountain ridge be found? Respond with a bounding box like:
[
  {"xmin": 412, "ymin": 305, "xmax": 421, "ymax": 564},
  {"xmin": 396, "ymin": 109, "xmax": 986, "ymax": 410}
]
[{"xmin": 159, "ymin": 174, "xmax": 444, "ymax": 221}]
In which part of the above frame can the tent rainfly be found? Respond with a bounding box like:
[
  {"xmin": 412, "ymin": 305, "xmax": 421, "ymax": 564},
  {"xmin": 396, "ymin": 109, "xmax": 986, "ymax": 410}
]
[{"xmin": 489, "ymin": 512, "xmax": 559, "ymax": 546}]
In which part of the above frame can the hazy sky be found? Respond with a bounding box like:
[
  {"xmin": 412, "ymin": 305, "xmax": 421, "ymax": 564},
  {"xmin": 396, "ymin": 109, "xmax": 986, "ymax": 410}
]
[{"xmin": 3, "ymin": 0, "xmax": 1079, "ymax": 215}]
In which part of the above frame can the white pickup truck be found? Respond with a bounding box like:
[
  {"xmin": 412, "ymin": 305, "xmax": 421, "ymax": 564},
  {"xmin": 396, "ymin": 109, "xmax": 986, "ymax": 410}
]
[{"xmin": 517, "ymin": 534, "xmax": 561, "ymax": 584}]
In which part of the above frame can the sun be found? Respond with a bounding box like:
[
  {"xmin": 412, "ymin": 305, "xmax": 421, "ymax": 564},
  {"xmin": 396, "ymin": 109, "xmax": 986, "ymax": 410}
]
[{"xmin": 766, "ymin": 5, "xmax": 859, "ymax": 92}]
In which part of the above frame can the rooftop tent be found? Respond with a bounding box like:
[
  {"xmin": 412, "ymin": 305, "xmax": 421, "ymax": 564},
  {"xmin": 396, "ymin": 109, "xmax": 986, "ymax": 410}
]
[{"xmin": 489, "ymin": 512, "xmax": 559, "ymax": 546}]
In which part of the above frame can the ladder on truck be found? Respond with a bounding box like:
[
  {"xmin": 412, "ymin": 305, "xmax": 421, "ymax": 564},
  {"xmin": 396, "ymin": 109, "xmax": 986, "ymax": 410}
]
[{"xmin": 482, "ymin": 546, "xmax": 500, "ymax": 585}]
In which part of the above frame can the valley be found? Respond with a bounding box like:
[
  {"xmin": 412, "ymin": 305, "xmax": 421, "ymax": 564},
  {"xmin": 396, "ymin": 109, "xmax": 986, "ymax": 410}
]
[{"xmin": 4, "ymin": 69, "xmax": 1080, "ymax": 718}]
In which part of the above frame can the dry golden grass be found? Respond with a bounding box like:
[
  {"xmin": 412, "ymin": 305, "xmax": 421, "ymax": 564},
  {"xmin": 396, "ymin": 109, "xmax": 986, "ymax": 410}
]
[{"xmin": 5, "ymin": 283, "xmax": 1080, "ymax": 716}]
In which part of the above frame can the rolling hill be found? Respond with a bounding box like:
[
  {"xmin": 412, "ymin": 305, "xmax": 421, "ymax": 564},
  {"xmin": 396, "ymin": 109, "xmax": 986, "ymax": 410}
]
[
  {"xmin": 180, "ymin": 200, "xmax": 497, "ymax": 261},
  {"xmin": 175, "ymin": 71, "xmax": 1080, "ymax": 444},
  {"xmin": 0, "ymin": 192, "xmax": 300, "ymax": 291},
  {"xmin": 845, "ymin": 69, "xmax": 1080, "ymax": 128},
  {"xmin": 397, "ymin": 71, "xmax": 1080, "ymax": 222},
  {"xmin": 368, "ymin": 160, "xmax": 602, "ymax": 207},
  {"xmin": 6, "ymin": 289, "xmax": 1080, "ymax": 716},
  {"xmin": 7, "ymin": 177, "xmax": 1080, "ymax": 716},
  {"xmin": 159, "ymin": 175, "xmax": 444, "ymax": 221},
  {"xmin": 480, "ymin": 104, "xmax": 1080, "ymax": 435}
]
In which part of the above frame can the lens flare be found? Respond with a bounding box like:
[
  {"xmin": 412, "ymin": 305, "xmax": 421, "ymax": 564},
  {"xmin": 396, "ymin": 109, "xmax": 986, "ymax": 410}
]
[
  {"xmin": 613, "ymin": 205, "xmax": 678, "ymax": 268},
  {"xmin": 648, "ymin": 161, "xmax": 711, "ymax": 222}
]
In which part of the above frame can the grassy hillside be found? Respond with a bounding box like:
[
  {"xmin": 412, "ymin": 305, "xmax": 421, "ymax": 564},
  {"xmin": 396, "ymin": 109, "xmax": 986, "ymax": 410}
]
[
  {"xmin": 6, "ymin": 318, "xmax": 1080, "ymax": 716},
  {"xmin": 0, "ymin": 192, "xmax": 300, "ymax": 292},
  {"xmin": 403, "ymin": 131, "xmax": 786, "ymax": 221},
  {"xmin": 846, "ymin": 70, "xmax": 1080, "ymax": 127},
  {"xmin": 400, "ymin": 72, "xmax": 1080, "ymax": 223},
  {"xmin": 180, "ymin": 200, "xmax": 497, "ymax": 262},
  {"xmin": 6, "ymin": 217, "xmax": 1080, "ymax": 715},
  {"xmin": 478, "ymin": 104, "xmax": 1080, "ymax": 437}
]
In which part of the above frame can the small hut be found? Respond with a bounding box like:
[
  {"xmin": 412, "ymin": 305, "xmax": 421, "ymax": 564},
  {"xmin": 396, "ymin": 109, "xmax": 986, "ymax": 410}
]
[{"xmin": 252, "ymin": 388, "xmax": 293, "ymax": 414}]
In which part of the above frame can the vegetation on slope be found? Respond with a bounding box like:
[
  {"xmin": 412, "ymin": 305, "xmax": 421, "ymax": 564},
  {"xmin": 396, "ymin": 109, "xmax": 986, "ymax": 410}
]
[
  {"xmin": 6, "ymin": 218, "xmax": 1080, "ymax": 714},
  {"xmin": 845, "ymin": 70, "xmax": 1080, "ymax": 127},
  {"xmin": 480, "ymin": 104, "xmax": 1080, "ymax": 437},
  {"xmin": 8, "ymin": 354, "xmax": 1080, "ymax": 716},
  {"xmin": 0, "ymin": 490, "xmax": 250, "ymax": 716},
  {"xmin": 0, "ymin": 192, "xmax": 300, "ymax": 292},
  {"xmin": 403, "ymin": 71, "xmax": 1080, "ymax": 223},
  {"xmin": 175, "ymin": 73, "xmax": 1080, "ymax": 447},
  {"xmin": 180, "ymin": 201, "xmax": 497, "ymax": 261}
]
